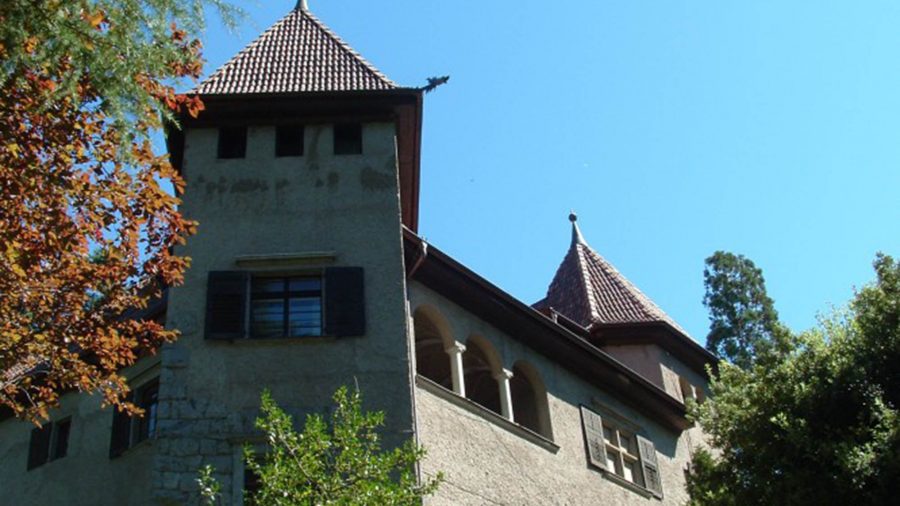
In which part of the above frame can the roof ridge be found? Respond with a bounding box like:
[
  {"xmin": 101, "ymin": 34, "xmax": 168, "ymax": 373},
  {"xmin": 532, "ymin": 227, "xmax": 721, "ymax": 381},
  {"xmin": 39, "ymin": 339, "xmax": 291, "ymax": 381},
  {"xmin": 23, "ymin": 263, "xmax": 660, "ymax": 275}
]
[
  {"xmin": 301, "ymin": 10, "xmax": 397, "ymax": 88},
  {"xmin": 573, "ymin": 244, "xmax": 602, "ymax": 323}
]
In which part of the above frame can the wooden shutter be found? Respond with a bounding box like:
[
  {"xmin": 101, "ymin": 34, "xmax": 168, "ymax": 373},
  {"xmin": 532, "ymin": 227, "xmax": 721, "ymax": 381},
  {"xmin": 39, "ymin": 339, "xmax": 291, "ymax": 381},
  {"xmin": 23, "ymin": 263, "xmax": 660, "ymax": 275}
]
[
  {"xmin": 324, "ymin": 267, "xmax": 365, "ymax": 337},
  {"xmin": 637, "ymin": 435, "xmax": 663, "ymax": 498},
  {"xmin": 109, "ymin": 392, "xmax": 134, "ymax": 459},
  {"xmin": 205, "ymin": 271, "xmax": 249, "ymax": 340},
  {"xmin": 580, "ymin": 406, "xmax": 608, "ymax": 470},
  {"xmin": 27, "ymin": 423, "xmax": 52, "ymax": 470}
]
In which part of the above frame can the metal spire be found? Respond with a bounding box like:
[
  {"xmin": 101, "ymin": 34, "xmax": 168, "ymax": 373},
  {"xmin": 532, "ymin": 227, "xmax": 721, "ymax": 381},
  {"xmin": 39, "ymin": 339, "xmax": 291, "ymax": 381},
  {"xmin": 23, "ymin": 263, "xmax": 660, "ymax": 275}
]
[
  {"xmin": 569, "ymin": 211, "xmax": 587, "ymax": 246},
  {"xmin": 296, "ymin": 0, "xmax": 309, "ymax": 11}
]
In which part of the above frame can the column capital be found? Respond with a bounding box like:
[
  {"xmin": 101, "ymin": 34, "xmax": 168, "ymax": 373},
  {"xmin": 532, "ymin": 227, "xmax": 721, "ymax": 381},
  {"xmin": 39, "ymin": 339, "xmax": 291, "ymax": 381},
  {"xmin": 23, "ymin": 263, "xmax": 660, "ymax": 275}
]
[
  {"xmin": 445, "ymin": 341, "xmax": 467, "ymax": 354},
  {"xmin": 493, "ymin": 368, "xmax": 514, "ymax": 381}
]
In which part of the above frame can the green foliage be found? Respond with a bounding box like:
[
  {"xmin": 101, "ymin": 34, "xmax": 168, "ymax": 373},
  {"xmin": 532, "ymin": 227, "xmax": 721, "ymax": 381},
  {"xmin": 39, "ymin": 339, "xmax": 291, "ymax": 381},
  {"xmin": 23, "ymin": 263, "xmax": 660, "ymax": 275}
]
[
  {"xmin": 200, "ymin": 386, "xmax": 442, "ymax": 506},
  {"xmin": 0, "ymin": 0, "xmax": 241, "ymax": 143},
  {"xmin": 197, "ymin": 465, "xmax": 222, "ymax": 504},
  {"xmin": 702, "ymin": 251, "xmax": 784, "ymax": 369},
  {"xmin": 688, "ymin": 254, "xmax": 900, "ymax": 505}
]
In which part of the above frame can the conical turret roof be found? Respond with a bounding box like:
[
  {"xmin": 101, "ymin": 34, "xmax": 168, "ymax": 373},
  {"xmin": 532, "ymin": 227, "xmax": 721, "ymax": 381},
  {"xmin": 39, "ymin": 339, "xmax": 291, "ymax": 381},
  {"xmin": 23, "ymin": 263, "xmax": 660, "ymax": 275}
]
[
  {"xmin": 538, "ymin": 214, "xmax": 687, "ymax": 335},
  {"xmin": 194, "ymin": 5, "xmax": 397, "ymax": 95}
]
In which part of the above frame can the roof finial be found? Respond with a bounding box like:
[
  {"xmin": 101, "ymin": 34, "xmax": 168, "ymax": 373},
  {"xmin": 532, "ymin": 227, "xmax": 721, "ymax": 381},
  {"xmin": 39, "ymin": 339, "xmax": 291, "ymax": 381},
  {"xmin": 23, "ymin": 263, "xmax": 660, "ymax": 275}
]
[
  {"xmin": 570, "ymin": 211, "xmax": 586, "ymax": 246},
  {"xmin": 297, "ymin": 0, "xmax": 309, "ymax": 11}
]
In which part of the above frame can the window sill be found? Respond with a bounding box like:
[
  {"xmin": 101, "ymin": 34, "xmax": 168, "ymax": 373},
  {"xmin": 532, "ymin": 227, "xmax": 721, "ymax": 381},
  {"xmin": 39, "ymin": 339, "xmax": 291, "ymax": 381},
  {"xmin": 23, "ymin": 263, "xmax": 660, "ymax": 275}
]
[
  {"xmin": 415, "ymin": 375, "xmax": 559, "ymax": 454},
  {"xmin": 589, "ymin": 464, "xmax": 656, "ymax": 499},
  {"xmin": 111, "ymin": 436, "xmax": 156, "ymax": 460}
]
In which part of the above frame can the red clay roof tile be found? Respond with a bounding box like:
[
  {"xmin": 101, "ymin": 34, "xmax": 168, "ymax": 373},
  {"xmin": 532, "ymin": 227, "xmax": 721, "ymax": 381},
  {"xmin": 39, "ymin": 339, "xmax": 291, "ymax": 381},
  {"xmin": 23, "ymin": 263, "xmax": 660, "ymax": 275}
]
[
  {"xmin": 538, "ymin": 218, "xmax": 689, "ymax": 336},
  {"xmin": 194, "ymin": 7, "xmax": 396, "ymax": 95}
]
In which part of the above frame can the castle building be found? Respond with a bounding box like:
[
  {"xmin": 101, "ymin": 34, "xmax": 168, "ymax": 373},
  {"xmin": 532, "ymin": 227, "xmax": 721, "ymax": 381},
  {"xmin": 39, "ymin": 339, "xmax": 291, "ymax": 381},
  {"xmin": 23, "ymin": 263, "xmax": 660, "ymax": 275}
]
[{"xmin": 0, "ymin": 3, "xmax": 714, "ymax": 504}]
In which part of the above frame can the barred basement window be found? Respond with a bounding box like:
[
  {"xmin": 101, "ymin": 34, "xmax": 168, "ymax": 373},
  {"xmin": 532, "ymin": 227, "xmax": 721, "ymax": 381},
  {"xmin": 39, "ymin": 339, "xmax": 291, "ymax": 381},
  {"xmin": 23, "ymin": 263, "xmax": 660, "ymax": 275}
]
[{"xmin": 580, "ymin": 405, "xmax": 663, "ymax": 498}]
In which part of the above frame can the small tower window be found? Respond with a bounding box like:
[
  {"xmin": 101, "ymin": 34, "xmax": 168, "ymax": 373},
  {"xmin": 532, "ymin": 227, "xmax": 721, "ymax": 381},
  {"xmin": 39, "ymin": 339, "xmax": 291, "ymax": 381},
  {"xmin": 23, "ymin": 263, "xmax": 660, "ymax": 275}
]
[
  {"xmin": 333, "ymin": 123, "xmax": 362, "ymax": 155},
  {"xmin": 218, "ymin": 126, "xmax": 247, "ymax": 159},
  {"xmin": 275, "ymin": 125, "xmax": 304, "ymax": 157}
]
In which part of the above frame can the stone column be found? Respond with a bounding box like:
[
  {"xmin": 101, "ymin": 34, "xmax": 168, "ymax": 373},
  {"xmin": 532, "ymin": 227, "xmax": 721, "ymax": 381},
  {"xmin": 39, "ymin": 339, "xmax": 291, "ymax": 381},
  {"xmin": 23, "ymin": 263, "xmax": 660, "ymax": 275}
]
[
  {"xmin": 446, "ymin": 342, "xmax": 467, "ymax": 397},
  {"xmin": 494, "ymin": 368, "xmax": 515, "ymax": 421}
]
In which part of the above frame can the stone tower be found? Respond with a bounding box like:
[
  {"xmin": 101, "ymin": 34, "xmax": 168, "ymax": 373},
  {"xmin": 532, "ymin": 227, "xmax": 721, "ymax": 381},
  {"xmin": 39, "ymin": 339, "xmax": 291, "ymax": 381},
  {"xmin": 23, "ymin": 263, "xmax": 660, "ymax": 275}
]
[{"xmin": 155, "ymin": 4, "xmax": 424, "ymax": 502}]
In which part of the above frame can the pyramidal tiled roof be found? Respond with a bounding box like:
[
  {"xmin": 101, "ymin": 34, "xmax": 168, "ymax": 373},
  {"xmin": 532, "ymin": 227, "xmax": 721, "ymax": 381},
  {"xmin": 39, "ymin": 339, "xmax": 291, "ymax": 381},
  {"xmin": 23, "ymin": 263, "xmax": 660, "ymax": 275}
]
[
  {"xmin": 538, "ymin": 215, "xmax": 689, "ymax": 336},
  {"xmin": 194, "ymin": 5, "xmax": 397, "ymax": 95}
]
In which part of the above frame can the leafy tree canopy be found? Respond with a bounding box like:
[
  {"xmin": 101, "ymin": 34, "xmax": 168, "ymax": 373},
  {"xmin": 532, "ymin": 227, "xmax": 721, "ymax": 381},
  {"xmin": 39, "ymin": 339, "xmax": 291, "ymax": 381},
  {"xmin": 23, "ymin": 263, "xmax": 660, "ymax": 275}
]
[
  {"xmin": 688, "ymin": 254, "xmax": 900, "ymax": 505},
  {"xmin": 200, "ymin": 386, "xmax": 443, "ymax": 505},
  {"xmin": 0, "ymin": 0, "xmax": 238, "ymax": 422},
  {"xmin": 703, "ymin": 251, "xmax": 786, "ymax": 369}
]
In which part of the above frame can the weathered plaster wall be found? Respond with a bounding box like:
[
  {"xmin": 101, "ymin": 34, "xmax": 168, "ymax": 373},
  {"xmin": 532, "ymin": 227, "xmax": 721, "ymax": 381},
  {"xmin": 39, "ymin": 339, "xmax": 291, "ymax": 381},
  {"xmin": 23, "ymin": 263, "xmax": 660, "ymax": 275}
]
[
  {"xmin": 603, "ymin": 345, "xmax": 667, "ymax": 392},
  {"xmin": 410, "ymin": 283, "xmax": 699, "ymax": 506},
  {"xmin": 604, "ymin": 345, "xmax": 710, "ymax": 402},
  {"xmin": 0, "ymin": 359, "xmax": 160, "ymax": 505},
  {"xmin": 153, "ymin": 122, "xmax": 414, "ymax": 505}
]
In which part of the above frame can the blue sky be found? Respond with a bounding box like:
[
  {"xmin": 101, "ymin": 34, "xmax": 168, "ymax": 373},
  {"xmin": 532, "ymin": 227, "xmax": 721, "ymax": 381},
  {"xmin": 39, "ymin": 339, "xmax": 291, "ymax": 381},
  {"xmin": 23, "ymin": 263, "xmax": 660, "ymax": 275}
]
[{"xmin": 198, "ymin": 0, "xmax": 899, "ymax": 342}]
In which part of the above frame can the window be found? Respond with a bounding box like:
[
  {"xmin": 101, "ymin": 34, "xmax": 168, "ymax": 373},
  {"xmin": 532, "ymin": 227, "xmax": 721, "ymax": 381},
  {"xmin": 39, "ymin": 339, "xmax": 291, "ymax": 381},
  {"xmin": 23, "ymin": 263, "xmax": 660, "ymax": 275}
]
[
  {"xmin": 413, "ymin": 309, "xmax": 453, "ymax": 390},
  {"xmin": 218, "ymin": 126, "xmax": 247, "ymax": 159},
  {"xmin": 205, "ymin": 268, "xmax": 365, "ymax": 340},
  {"xmin": 580, "ymin": 406, "xmax": 663, "ymax": 498},
  {"xmin": 602, "ymin": 424, "xmax": 642, "ymax": 484},
  {"xmin": 109, "ymin": 377, "xmax": 159, "ymax": 458},
  {"xmin": 679, "ymin": 376, "xmax": 705, "ymax": 404},
  {"xmin": 462, "ymin": 338, "xmax": 501, "ymax": 415},
  {"xmin": 510, "ymin": 361, "xmax": 552, "ymax": 439},
  {"xmin": 243, "ymin": 466, "xmax": 261, "ymax": 505},
  {"xmin": 27, "ymin": 417, "xmax": 71, "ymax": 470},
  {"xmin": 275, "ymin": 125, "xmax": 304, "ymax": 157},
  {"xmin": 133, "ymin": 378, "xmax": 159, "ymax": 444},
  {"xmin": 250, "ymin": 276, "xmax": 322, "ymax": 338},
  {"xmin": 333, "ymin": 123, "xmax": 362, "ymax": 155}
]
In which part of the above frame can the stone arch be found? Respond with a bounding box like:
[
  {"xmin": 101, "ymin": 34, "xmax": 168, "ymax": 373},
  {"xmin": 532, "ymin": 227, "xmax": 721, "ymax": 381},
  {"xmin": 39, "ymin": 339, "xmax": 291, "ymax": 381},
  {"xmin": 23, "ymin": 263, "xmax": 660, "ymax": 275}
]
[
  {"xmin": 463, "ymin": 335, "xmax": 502, "ymax": 414},
  {"xmin": 412, "ymin": 305, "xmax": 454, "ymax": 390},
  {"xmin": 511, "ymin": 360, "xmax": 553, "ymax": 438}
]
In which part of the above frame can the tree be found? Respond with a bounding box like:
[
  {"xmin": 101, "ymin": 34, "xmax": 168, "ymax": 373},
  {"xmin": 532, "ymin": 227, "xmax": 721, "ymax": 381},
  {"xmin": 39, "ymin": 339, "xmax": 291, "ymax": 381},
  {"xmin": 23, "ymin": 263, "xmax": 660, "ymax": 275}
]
[
  {"xmin": 702, "ymin": 251, "xmax": 784, "ymax": 369},
  {"xmin": 0, "ymin": 0, "xmax": 238, "ymax": 423},
  {"xmin": 688, "ymin": 254, "xmax": 900, "ymax": 506},
  {"xmin": 199, "ymin": 386, "xmax": 443, "ymax": 505}
]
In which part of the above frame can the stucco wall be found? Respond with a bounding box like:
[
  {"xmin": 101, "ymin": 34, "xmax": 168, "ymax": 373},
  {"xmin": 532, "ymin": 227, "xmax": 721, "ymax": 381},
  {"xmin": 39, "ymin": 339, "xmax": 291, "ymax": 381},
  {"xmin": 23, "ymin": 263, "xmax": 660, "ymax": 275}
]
[
  {"xmin": 409, "ymin": 283, "xmax": 699, "ymax": 506},
  {"xmin": 604, "ymin": 345, "xmax": 710, "ymax": 403},
  {"xmin": 0, "ymin": 359, "xmax": 161, "ymax": 505},
  {"xmin": 153, "ymin": 122, "xmax": 414, "ymax": 504}
]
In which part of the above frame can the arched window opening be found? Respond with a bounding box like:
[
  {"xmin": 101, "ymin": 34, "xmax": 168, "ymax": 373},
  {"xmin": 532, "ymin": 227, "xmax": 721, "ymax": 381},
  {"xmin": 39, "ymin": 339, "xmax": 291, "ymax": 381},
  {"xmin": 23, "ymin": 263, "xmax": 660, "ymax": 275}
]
[
  {"xmin": 463, "ymin": 339, "xmax": 501, "ymax": 414},
  {"xmin": 511, "ymin": 362, "xmax": 553, "ymax": 439},
  {"xmin": 413, "ymin": 309, "xmax": 452, "ymax": 390}
]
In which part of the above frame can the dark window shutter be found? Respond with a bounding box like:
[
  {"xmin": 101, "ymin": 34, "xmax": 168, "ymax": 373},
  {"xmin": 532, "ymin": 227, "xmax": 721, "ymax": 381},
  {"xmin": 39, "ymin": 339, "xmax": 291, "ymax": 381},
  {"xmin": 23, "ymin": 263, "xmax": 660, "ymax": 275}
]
[
  {"xmin": 324, "ymin": 267, "xmax": 365, "ymax": 337},
  {"xmin": 580, "ymin": 406, "xmax": 608, "ymax": 470},
  {"xmin": 51, "ymin": 418, "xmax": 71, "ymax": 460},
  {"xmin": 205, "ymin": 271, "xmax": 249, "ymax": 340},
  {"xmin": 109, "ymin": 393, "xmax": 134, "ymax": 459},
  {"xmin": 637, "ymin": 435, "xmax": 663, "ymax": 498},
  {"xmin": 27, "ymin": 423, "xmax": 52, "ymax": 470}
]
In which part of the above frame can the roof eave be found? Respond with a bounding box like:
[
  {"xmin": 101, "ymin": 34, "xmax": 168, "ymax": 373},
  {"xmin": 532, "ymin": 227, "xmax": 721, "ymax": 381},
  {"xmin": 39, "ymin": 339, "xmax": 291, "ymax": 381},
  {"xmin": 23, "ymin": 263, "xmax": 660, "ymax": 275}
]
[
  {"xmin": 403, "ymin": 229, "xmax": 691, "ymax": 433},
  {"xmin": 165, "ymin": 88, "xmax": 424, "ymax": 232}
]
